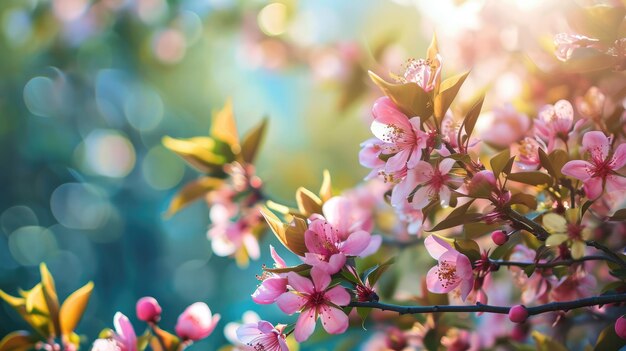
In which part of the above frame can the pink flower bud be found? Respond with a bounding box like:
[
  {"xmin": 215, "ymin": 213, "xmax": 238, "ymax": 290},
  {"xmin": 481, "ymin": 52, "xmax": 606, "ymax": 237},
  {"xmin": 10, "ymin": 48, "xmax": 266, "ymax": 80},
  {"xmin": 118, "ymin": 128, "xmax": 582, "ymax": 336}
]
[
  {"xmin": 615, "ymin": 316, "xmax": 626, "ymax": 339},
  {"xmin": 508, "ymin": 305, "xmax": 528, "ymax": 323},
  {"xmin": 491, "ymin": 230, "xmax": 508, "ymax": 246},
  {"xmin": 468, "ymin": 170, "xmax": 496, "ymax": 198},
  {"xmin": 175, "ymin": 302, "xmax": 220, "ymax": 341},
  {"xmin": 136, "ymin": 296, "xmax": 162, "ymax": 323}
]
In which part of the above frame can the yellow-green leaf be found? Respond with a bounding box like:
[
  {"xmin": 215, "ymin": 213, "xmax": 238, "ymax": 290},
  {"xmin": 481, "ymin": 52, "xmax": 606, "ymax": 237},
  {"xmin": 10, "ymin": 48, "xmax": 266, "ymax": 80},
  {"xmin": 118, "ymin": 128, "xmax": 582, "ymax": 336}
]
[
  {"xmin": 240, "ymin": 118, "xmax": 268, "ymax": 164},
  {"xmin": 434, "ymin": 71, "xmax": 470, "ymax": 119},
  {"xmin": 165, "ymin": 177, "xmax": 223, "ymax": 217},
  {"xmin": 490, "ymin": 149, "xmax": 510, "ymax": 179},
  {"xmin": 319, "ymin": 170, "xmax": 332, "ymax": 202},
  {"xmin": 462, "ymin": 94, "xmax": 485, "ymax": 141},
  {"xmin": 295, "ymin": 187, "xmax": 323, "ymax": 217},
  {"xmin": 507, "ymin": 171, "xmax": 552, "ymax": 186},
  {"xmin": 211, "ymin": 99, "xmax": 240, "ymax": 153},
  {"xmin": 162, "ymin": 136, "xmax": 226, "ymax": 173},
  {"xmin": 149, "ymin": 326, "xmax": 180, "ymax": 351},
  {"xmin": 260, "ymin": 207, "xmax": 308, "ymax": 256},
  {"xmin": 59, "ymin": 281, "xmax": 94, "ymax": 336},
  {"xmin": 368, "ymin": 71, "xmax": 433, "ymax": 118},
  {"xmin": 40, "ymin": 263, "xmax": 60, "ymax": 337},
  {"xmin": 0, "ymin": 331, "xmax": 36, "ymax": 351}
]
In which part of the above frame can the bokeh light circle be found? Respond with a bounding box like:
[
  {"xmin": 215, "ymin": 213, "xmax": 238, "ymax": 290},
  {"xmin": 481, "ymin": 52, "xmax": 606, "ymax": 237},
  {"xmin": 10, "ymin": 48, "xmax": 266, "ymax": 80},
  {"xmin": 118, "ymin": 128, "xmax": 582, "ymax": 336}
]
[
  {"xmin": 1, "ymin": 205, "xmax": 38, "ymax": 236},
  {"xmin": 8, "ymin": 226, "xmax": 58, "ymax": 266},
  {"xmin": 50, "ymin": 182, "xmax": 112, "ymax": 230},
  {"xmin": 82, "ymin": 130, "xmax": 136, "ymax": 178},
  {"xmin": 142, "ymin": 145, "xmax": 185, "ymax": 190}
]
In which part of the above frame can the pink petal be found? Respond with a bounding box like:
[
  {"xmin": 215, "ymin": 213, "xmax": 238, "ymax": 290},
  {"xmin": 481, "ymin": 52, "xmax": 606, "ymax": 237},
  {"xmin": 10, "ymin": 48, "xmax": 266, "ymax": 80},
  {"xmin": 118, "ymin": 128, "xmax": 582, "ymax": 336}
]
[
  {"xmin": 438, "ymin": 158, "xmax": 456, "ymax": 174},
  {"xmin": 406, "ymin": 145, "xmax": 423, "ymax": 169},
  {"xmin": 411, "ymin": 185, "xmax": 434, "ymax": 209},
  {"xmin": 304, "ymin": 227, "xmax": 330, "ymax": 256},
  {"xmin": 553, "ymin": 100, "xmax": 573, "ymax": 132},
  {"xmin": 391, "ymin": 172, "xmax": 418, "ymax": 207},
  {"xmin": 385, "ymin": 148, "xmax": 411, "ymax": 173},
  {"xmin": 359, "ymin": 138, "xmax": 385, "ymax": 168},
  {"xmin": 252, "ymin": 276, "xmax": 288, "ymax": 304},
  {"xmin": 340, "ymin": 230, "xmax": 371, "ymax": 256},
  {"xmin": 606, "ymin": 175, "xmax": 626, "ymax": 192},
  {"xmin": 359, "ymin": 234, "xmax": 382, "ymax": 257},
  {"xmin": 294, "ymin": 308, "xmax": 317, "ymax": 343},
  {"xmin": 459, "ymin": 278, "xmax": 473, "ymax": 301},
  {"xmin": 426, "ymin": 265, "xmax": 459, "ymax": 294},
  {"xmin": 582, "ymin": 131, "xmax": 609, "ymax": 161},
  {"xmin": 279, "ymin": 338, "xmax": 289, "ymax": 351},
  {"xmin": 311, "ymin": 268, "xmax": 331, "ymax": 292},
  {"xmin": 584, "ymin": 177, "xmax": 603, "ymax": 199},
  {"xmin": 412, "ymin": 161, "xmax": 435, "ymax": 183},
  {"xmin": 371, "ymin": 97, "xmax": 411, "ymax": 130},
  {"xmin": 276, "ymin": 292, "xmax": 307, "ymax": 315},
  {"xmin": 286, "ymin": 272, "xmax": 314, "ymax": 294},
  {"xmin": 318, "ymin": 306, "xmax": 349, "ymax": 335},
  {"xmin": 325, "ymin": 286, "xmax": 351, "ymax": 306},
  {"xmin": 439, "ymin": 186, "xmax": 451, "ymax": 207},
  {"xmin": 561, "ymin": 160, "xmax": 593, "ymax": 181},
  {"xmin": 243, "ymin": 233, "xmax": 260, "ymax": 260},
  {"xmin": 236, "ymin": 322, "xmax": 264, "ymax": 344},
  {"xmin": 270, "ymin": 245, "xmax": 287, "ymax": 268},
  {"xmin": 326, "ymin": 253, "xmax": 347, "ymax": 274},
  {"xmin": 611, "ymin": 143, "xmax": 626, "ymax": 170},
  {"xmin": 322, "ymin": 196, "xmax": 352, "ymax": 235},
  {"xmin": 113, "ymin": 312, "xmax": 136, "ymax": 351},
  {"xmin": 424, "ymin": 235, "xmax": 452, "ymax": 260}
]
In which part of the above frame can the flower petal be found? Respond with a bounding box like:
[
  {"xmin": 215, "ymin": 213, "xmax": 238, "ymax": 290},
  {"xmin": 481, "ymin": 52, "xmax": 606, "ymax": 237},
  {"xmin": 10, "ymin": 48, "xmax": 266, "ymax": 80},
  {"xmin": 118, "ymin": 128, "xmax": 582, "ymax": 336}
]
[
  {"xmin": 294, "ymin": 308, "xmax": 317, "ymax": 343},
  {"xmin": 584, "ymin": 176, "xmax": 603, "ymax": 199},
  {"xmin": 542, "ymin": 213, "xmax": 567, "ymax": 233},
  {"xmin": 286, "ymin": 272, "xmax": 314, "ymax": 294},
  {"xmin": 340, "ymin": 230, "xmax": 371, "ymax": 256},
  {"xmin": 611, "ymin": 143, "xmax": 626, "ymax": 170},
  {"xmin": 270, "ymin": 245, "xmax": 287, "ymax": 268},
  {"xmin": 325, "ymin": 286, "xmax": 350, "ymax": 306},
  {"xmin": 561, "ymin": 160, "xmax": 593, "ymax": 181},
  {"xmin": 322, "ymin": 196, "xmax": 352, "ymax": 235},
  {"xmin": 114, "ymin": 312, "xmax": 136, "ymax": 351},
  {"xmin": 546, "ymin": 234, "xmax": 568, "ymax": 247},
  {"xmin": 424, "ymin": 235, "xmax": 453, "ymax": 260},
  {"xmin": 438, "ymin": 158, "xmax": 456, "ymax": 174},
  {"xmin": 318, "ymin": 306, "xmax": 349, "ymax": 335},
  {"xmin": 311, "ymin": 268, "xmax": 331, "ymax": 291},
  {"xmin": 385, "ymin": 148, "xmax": 411, "ymax": 173},
  {"xmin": 276, "ymin": 292, "xmax": 307, "ymax": 315},
  {"xmin": 606, "ymin": 174, "xmax": 626, "ymax": 193},
  {"xmin": 582, "ymin": 131, "xmax": 609, "ymax": 161},
  {"xmin": 252, "ymin": 276, "xmax": 288, "ymax": 304}
]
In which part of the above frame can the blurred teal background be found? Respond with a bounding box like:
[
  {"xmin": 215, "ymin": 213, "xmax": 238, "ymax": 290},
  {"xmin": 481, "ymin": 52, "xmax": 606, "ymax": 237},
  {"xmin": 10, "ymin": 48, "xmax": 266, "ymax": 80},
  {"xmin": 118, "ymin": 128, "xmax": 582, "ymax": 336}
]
[{"xmin": 0, "ymin": 0, "xmax": 428, "ymax": 348}]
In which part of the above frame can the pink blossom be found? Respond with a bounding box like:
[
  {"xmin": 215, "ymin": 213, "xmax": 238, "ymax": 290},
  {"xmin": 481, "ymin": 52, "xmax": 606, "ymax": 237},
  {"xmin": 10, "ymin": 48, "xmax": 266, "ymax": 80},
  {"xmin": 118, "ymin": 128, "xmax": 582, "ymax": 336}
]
[
  {"xmin": 252, "ymin": 246, "xmax": 288, "ymax": 304},
  {"xmin": 136, "ymin": 297, "xmax": 162, "ymax": 323},
  {"xmin": 550, "ymin": 269, "xmax": 597, "ymax": 302},
  {"xmin": 112, "ymin": 313, "xmax": 136, "ymax": 351},
  {"xmin": 359, "ymin": 138, "xmax": 386, "ymax": 180},
  {"xmin": 480, "ymin": 105, "xmax": 530, "ymax": 148},
  {"xmin": 554, "ymin": 33, "xmax": 600, "ymax": 62},
  {"xmin": 276, "ymin": 270, "xmax": 350, "ymax": 342},
  {"xmin": 208, "ymin": 205, "xmax": 262, "ymax": 264},
  {"xmin": 394, "ymin": 201, "xmax": 424, "ymax": 235},
  {"xmin": 175, "ymin": 302, "xmax": 221, "ymax": 341},
  {"xmin": 303, "ymin": 196, "xmax": 375, "ymax": 274},
  {"xmin": 576, "ymin": 86, "xmax": 605, "ymax": 120},
  {"xmin": 402, "ymin": 55, "xmax": 442, "ymax": 92},
  {"xmin": 424, "ymin": 235, "xmax": 474, "ymax": 301},
  {"xmin": 236, "ymin": 321, "xmax": 289, "ymax": 351},
  {"xmin": 509, "ymin": 245, "xmax": 556, "ymax": 304},
  {"xmin": 561, "ymin": 131, "xmax": 626, "ymax": 199},
  {"xmin": 361, "ymin": 97, "xmax": 428, "ymax": 181},
  {"xmin": 91, "ymin": 339, "xmax": 121, "ymax": 351},
  {"xmin": 515, "ymin": 137, "xmax": 544, "ymax": 170},
  {"xmin": 534, "ymin": 100, "xmax": 574, "ymax": 149},
  {"xmin": 392, "ymin": 158, "xmax": 461, "ymax": 209}
]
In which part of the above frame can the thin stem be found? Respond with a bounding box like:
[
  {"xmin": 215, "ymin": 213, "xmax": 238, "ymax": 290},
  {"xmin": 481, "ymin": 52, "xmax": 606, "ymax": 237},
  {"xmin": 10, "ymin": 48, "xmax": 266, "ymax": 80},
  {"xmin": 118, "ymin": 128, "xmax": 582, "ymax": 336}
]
[
  {"xmin": 586, "ymin": 240, "xmax": 626, "ymax": 269},
  {"xmin": 350, "ymin": 293, "xmax": 626, "ymax": 316},
  {"xmin": 149, "ymin": 323, "xmax": 168, "ymax": 351},
  {"xmin": 503, "ymin": 207, "xmax": 549, "ymax": 241},
  {"xmin": 491, "ymin": 255, "xmax": 610, "ymax": 269}
]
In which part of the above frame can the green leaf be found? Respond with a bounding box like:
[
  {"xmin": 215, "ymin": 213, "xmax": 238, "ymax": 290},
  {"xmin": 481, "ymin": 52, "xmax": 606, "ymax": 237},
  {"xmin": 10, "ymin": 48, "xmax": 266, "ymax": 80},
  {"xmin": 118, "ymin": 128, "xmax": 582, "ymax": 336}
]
[
  {"xmin": 581, "ymin": 200, "xmax": 595, "ymax": 217},
  {"xmin": 548, "ymin": 150, "xmax": 569, "ymax": 179},
  {"xmin": 507, "ymin": 172, "xmax": 552, "ymax": 186},
  {"xmin": 563, "ymin": 47, "xmax": 616, "ymax": 73},
  {"xmin": 490, "ymin": 149, "xmax": 510, "ymax": 179},
  {"xmin": 532, "ymin": 331, "xmax": 568, "ymax": 351},
  {"xmin": 162, "ymin": 136, "xmax": 228, "ymax": 173},
  {"xmin": 319, "ymin": 170, "xmax": 333, "ymax": 202},
  {"xmin": 594, "ymin": 323, "xmax": 626, "ymax": 350},
  {"xmin": 356, "ymin": 307, "xmax": 370, "ymax": 329},
  {"xmin": 59, "ymin": 281, "xmax": 93, "ymax": 336},
  {"xmin": 509, "ymin": 193, "xmax": 538, "ymax": 210},
  {"xmin": 149, "ymin": 326, "xmax": 180, "ymax": 351},
  {"xmin": 434, "ymin": 71, "xmax": 470, "ymax": 119},
  {"xmin": 463, "ymin": 222, "xmax": 500, "ymax": 239},
  {"xmin": 608, "ymin": 208, "xmax": 626, "ymax": 221},
  {"xmin": 363, "ymin": 257, "xmax": 396, "ymax": 286},
  {"xmin": 210, "ymin": 99, "xmax": 240, "ymax": 150},
  {"xmin": 265, "ymin": 264, "xmax": 310, "ymax": 274},
  {"xmin": 427, "ymin": 200, "xmax": 479, "ymax": 232},
  {"xmin": 523, "ymin": 264, "xmax": 536, "ymax": 277},
  {"xmin": 240, "ymin": 118, "xmax": 268, "ymax": 164},
  {"xmin": 295, "ymin": 187, "xmax": 323, "ymax": 217},
  {"xmin": 369, "ymin": 71, "xmax": 434, "ymax": 118},
  {"xmin": 490, "ymin": 233, "xmax": 521, "ymax": 260},
  {"xmin": 165, "ymin": 177, "xmax": 223, "ymax": 217},
  {"xmin": 454, "ymin": 239, "xmax": 481, "ymax": 262},
  {"xmin": 0, "ymin": 331, "xmax": 36, "ymax": 351},
  {"xmin": 538, "ymin": 148, "xmax": 555, "ymax": 178},
  {"xmin": 462, "ymin": 94, "xmax": 485, "ymax": 141}
]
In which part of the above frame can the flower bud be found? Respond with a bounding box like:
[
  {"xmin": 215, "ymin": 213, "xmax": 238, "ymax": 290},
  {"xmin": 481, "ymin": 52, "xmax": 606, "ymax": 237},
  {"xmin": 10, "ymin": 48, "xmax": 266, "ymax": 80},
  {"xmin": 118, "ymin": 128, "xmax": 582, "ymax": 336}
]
[
  {"xmin": 491, "ymin": 230, "xmax": 508, "ymax": 246},
  {"xmin": 136, "ymin": 296, "xmax": 162, "ymax": 323},
  {"xmin": 508, "ymin": 305, "xmax": 528, "ymax": 323},
  {"xmin": 615, "ymin": 316, "xmax": 626, "ymax": 339},
  {"xmin": 468, "ymin": 170, "xmax": 496, "ymax": 198},
  {"xmin": 175, "ymin": 302, "xmax": 220, "ymax": 341}
]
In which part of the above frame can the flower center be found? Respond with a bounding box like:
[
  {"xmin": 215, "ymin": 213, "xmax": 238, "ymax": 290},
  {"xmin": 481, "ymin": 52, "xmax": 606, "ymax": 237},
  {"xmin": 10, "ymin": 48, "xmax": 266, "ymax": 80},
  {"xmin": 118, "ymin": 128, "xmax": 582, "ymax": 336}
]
[
  {"xmin": 590, "ymin": 157, "xmax": 612, "ymax": 179},
  {"xmin": 382, "ymin": 124, "xmax": 405, "ymax": 144},
  {"xmin": 566, "ymin": 223, "xmax": 583, "ymax": 240},
  {"xmin": 436, "ymin": 260, "xmax": 458, "ymax": 289},
  {"xmin": 309, "ymin": 291, "xmax": 327, "ymax": 307}
]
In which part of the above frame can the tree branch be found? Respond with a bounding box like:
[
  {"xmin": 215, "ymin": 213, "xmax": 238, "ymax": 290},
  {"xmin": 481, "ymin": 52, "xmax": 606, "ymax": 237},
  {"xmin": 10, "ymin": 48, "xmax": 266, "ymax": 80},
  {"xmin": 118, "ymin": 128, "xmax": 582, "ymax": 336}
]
[
  {"xmin": 503, "ymin": 207, "xmax": 549, "ymax": 241},
  {"xmin": 491, "ymin": 255, "xmax": 611, "ymax": 269},
  {"xmin": 350, "ymin": 293, "xmax": 626, "ymax": 316},
  {"xmin": 586, "ymin": 240, "xmax": 626, "ymax": 269}
]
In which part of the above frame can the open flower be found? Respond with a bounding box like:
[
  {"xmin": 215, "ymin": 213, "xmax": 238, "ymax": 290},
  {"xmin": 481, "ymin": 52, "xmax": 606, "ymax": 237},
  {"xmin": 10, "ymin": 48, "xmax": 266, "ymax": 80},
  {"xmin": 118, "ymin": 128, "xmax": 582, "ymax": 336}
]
[
  {"xmin": 392, "ymin": 158, "xmax": 462, "ymax": 208},
  {"xmin": 362, "ymin": 97, "xmax": 428, "ymax": 180},
  {"xmin": 252, "ymin": 246, "xmax": 288, "ymax": 304},
  {"xmin": 479, "ymin": 104, "xmax": 530, "ymax": 148},
  {"xmin": 401, "ymin": 55, "xmax": 442, "ymax": 92},
  {"xmin": 236, "ymin": 321, "xmax": 289, "ymax": 351},
  {"xmin": 534, "ymin": 100, "xmax": 574, "ymax": 151},
  {"xmin": 175, "ymin": 302, "xmax": 221, "ymax": 341},
  {"xmin": 303, "ymin": 196, "xmax": 375, "ymax": 274},
  {"xmin": 554, "ymin": 33, "xmax": 600, "ymax": 61},
  {"xmin": 276, "ymin": 270, "xmax": 350, "ymax": 342},
  {"xmin": 543, "ymin": 209, "xmax": 592, "ymax": 259},
  {"xmin": 561, "ymin": 131, "xmax": 626, "ymax": 199},
  {"xmin": 424, "ymin": 235, "xmax": 474, "ymax": 301},
  {"xmin": 112, "ymin": 313, "xmax": 136, "ymax": 351}
]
